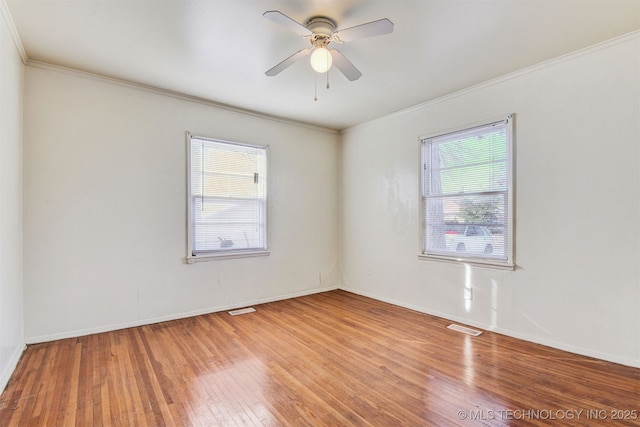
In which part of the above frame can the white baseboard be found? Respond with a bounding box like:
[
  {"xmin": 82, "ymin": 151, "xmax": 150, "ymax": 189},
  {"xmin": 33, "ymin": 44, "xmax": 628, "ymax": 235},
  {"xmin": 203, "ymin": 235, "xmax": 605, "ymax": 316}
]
[
  {"xmin": 340, "ymin": 286, "xmax": 640, "ymax": 369},
  {"xmin": 26, "ymin": 285, "xmax": 339, "ymax": 344},
  {"xmin": 0, "ymin": 343, "xmax": 26, "ymax": 394}
]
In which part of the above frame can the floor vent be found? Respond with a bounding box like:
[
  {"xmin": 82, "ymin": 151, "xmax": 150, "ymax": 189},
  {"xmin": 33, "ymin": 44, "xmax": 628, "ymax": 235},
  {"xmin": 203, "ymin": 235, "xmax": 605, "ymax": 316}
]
[
  {"xmin": 447, "ymin": 324, "xmax": 482, "ymax": 336},
  {"xmin": 228, "ymin": 307, "xmax": 256, "ymax": 316}
]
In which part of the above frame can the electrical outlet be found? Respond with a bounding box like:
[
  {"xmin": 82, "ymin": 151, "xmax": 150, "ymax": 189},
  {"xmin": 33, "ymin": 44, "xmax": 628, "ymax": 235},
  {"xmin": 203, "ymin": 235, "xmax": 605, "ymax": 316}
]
[{"xmin": 464, "ymin": 287, "xmax": 473, "ymax": 300}]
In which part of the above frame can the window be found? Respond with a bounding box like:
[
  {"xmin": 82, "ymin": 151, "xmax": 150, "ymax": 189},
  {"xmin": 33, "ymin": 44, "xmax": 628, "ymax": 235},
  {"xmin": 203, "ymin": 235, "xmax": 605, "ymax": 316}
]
[
  {"xmin": 187, "ymin": 133, "xmax": 268, "ymax": 262},
  {"xmin": 420, "ymin": 115, "xmax": 514, "ymax": 268}
]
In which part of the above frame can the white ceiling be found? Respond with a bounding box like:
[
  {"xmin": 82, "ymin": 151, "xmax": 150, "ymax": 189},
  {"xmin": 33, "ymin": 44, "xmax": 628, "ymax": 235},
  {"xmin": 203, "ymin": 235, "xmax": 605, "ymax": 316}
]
[{"xmin": 6, "ymin": 0, "xmax": 640, "ymax": 130}]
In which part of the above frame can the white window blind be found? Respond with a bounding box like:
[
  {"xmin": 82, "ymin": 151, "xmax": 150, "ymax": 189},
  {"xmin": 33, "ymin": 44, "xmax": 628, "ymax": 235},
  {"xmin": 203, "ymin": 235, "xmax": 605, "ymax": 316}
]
[
  {"xmin": 421, "ymin": 116, "xmax": 513, "ymax": 266},
  {"xmin": 188, "ymin": 135, "xmax": 267, "ymax": 257}
]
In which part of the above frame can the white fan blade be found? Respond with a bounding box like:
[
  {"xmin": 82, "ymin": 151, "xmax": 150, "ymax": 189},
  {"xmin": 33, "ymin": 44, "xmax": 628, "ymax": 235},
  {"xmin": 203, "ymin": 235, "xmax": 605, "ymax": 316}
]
[
  {"xmin": 329, "ymin": 49, "xmax": 362, "ymax": 81},
  {"xmin": 265, "ymin": 48, "xmax": 311, "ymax": 76},
  {"xmin": 263, "ymin": 11, "xmax": 312, "ymax": 36},
  {"xmin": 333, "ymin": 18, "xmax": 394, "ymax": 43}
]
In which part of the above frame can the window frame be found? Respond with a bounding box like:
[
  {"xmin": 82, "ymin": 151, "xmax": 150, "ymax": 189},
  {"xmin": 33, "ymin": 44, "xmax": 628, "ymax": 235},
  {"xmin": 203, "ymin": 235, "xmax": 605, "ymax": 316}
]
[
  {"xmin": 418, "ymin": 115, "xmax": 515, "ymax": 270},
  {"xmin": 186, "ymin": 132, "xmax": 270, "ymax": 264}
]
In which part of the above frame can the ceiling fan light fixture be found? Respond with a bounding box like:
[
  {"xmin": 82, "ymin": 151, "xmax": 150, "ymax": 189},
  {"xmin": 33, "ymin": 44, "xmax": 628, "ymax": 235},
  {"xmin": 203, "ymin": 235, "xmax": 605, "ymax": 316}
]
[{"xmin": 310, "ymin": 47, "xmax": 332, "ymax": 73}]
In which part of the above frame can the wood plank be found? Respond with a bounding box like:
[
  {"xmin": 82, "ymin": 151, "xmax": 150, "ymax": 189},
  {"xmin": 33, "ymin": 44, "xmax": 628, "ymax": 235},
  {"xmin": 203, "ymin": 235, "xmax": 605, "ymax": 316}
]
[{"xmin": 0, "ymin": 290, "xmax": 638, "ymax": 426}]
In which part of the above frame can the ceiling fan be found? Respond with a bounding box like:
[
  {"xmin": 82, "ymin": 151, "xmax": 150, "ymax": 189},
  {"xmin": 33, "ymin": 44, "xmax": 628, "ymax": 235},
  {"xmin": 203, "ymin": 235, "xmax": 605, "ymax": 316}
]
[{"xmin": 263, "ymin": 10, "xmax": 394, "ymax": 81}]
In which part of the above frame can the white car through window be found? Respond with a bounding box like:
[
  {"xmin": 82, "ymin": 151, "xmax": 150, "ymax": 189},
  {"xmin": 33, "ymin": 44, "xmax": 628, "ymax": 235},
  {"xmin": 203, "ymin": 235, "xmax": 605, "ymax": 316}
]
[{"xmin": 445, "ymin": 225, "xmax": 494, "ymax": 254}]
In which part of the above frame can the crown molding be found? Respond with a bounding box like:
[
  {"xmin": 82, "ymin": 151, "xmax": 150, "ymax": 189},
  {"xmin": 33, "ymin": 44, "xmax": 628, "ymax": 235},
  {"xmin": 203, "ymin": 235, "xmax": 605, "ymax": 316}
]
[
  {"xmin": 25, "ymin": 60, "xmax": 339, "ymax": 135},
  {"xmin": 0, "ymin": 0, "xmax": 27, "ymax": 63},
  {"xmin": 343, "ymin": 29, "xmax": 640, "ymax": 135}
]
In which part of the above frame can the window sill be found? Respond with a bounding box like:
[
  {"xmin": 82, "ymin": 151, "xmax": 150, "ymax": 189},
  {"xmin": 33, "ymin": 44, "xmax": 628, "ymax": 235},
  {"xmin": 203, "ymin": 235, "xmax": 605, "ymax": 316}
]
[
  {"xmin": 186, "ymin": 250, "xmax": 271, "ymax": 264},
  {"xmin": 418, "ymin": 253, "xmax": 515, "ymax": 270}
]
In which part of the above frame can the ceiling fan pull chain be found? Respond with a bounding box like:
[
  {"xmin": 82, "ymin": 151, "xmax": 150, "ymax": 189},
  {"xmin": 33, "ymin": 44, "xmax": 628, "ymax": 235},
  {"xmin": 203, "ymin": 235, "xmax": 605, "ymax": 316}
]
[
  {"xmin": 326, "ymin": 71, "xmax": 330, "ymax": 89},
  {"xmin": 314, "ymin": 72, "xmax": 318, "ymax": 101}
]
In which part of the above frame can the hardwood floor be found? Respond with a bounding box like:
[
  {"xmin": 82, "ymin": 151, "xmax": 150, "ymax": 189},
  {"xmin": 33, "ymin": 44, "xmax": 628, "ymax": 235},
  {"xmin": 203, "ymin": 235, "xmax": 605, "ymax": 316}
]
[{"xmin": 1, "ymin": 290, "xmax": 638, "ymax": 426}]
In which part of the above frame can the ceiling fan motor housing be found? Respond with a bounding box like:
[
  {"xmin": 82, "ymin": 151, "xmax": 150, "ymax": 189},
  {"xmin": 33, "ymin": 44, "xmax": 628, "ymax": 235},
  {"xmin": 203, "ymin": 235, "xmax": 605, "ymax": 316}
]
[
  {"xmin": 306, "ymin": 17, "xmax": 336, "ymax": 48},
  {"xmin": 305, "ymin": 16, "xmax": 336, "ymax": 37}
]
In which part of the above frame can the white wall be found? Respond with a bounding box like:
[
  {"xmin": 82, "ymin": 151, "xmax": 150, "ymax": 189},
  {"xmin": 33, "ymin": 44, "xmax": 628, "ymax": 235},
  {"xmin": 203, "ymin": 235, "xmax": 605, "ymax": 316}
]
[
  {"xmin": 23, "ymin": 65, "xmax": 340, "ymax": 342},
  {"xmin": 341, "ymin": 33, "xmax": 640, "ymax": 367},
  {"xmin": 0, "ymin": 3, "xmax": 25, "ymax": 391}
]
